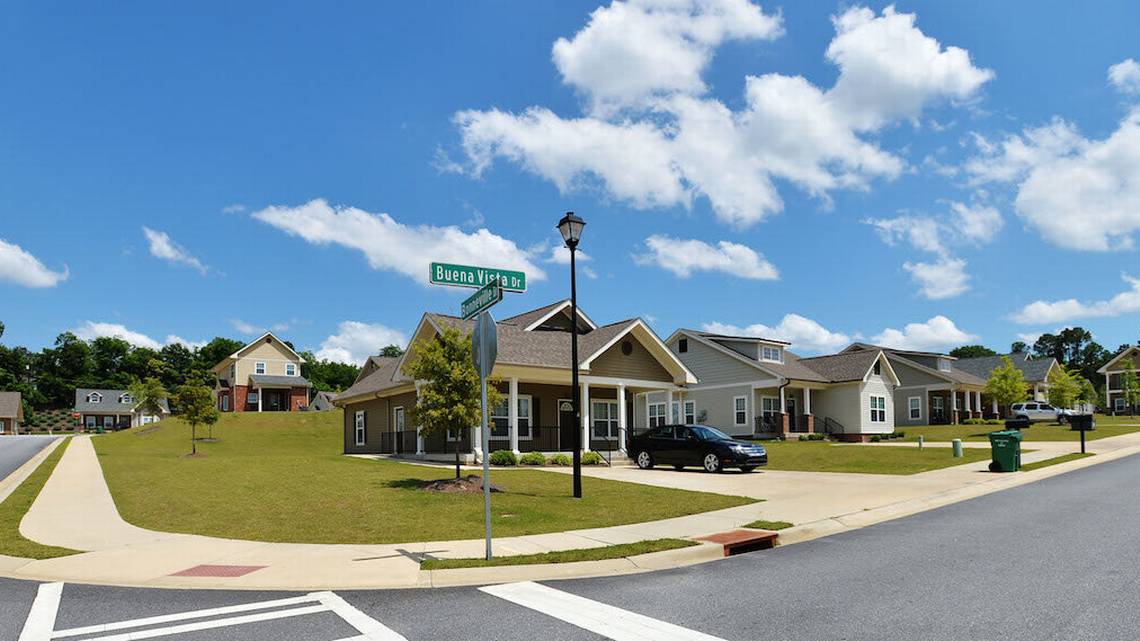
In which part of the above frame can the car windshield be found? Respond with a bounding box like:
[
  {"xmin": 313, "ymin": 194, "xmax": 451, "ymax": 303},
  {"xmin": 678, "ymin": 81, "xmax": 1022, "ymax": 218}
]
[{"xmin": 690, "ymin": 425, "xmax": 732, "ymax": 441}]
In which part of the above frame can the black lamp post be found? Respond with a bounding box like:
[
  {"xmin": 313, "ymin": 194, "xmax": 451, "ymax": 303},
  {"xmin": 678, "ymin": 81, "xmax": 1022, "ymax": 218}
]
[{"xmin": 557, "ymin": 211, "xmax": 586, "ymax": 499}]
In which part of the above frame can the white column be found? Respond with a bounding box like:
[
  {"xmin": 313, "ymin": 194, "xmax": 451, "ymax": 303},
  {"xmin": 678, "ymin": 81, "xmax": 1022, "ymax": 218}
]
[
  {"xmin": 975, "ymin": 391, "xmax": 983, "ymax": 416},
  {"xmin": 952, "ymin": 388, "xmax": 958, "ymax": 410},
  {"xmin": 964, "ymin": 389, "xmax": 972, "ymax": 414},
  {"xmin": 1033, "ymin": 383, "xmax": 1040, "ymax": 400},
  {"xmin": 992, "ymin": 399, "xmax": 999, "ymax": 414},
  {"xmin": 1105, "ymin": 373, "xmax": 1111, "ymax": 407},
  {"xmin": 257, "ymin": 386, "xmax": 262, "ymax": 412},
  {"xmin": 509, "ymin": 377, "xmax": 520, "ymax": 454},
  {"xmin": 581, "ymin": 382, "xmax": 591, "ymax": 452},
  {"xmin": 644, "ymin": 393, "xmax": 650, "ymax": 428},
  {"xmin": 415, "ymin": 382, "xmax": 425, "ymax": 455},
  {"xmin": 665, "ymin": 388, "xmax": 673, "ymax": 422},
  {"xmin": 804, "ymin": 388, "xmax": 812, "ymax": 415},
  {"xmin": 779, "ymin": 385, "xmax": 786, "ymax": 409},
  {"xmin": 617, "ymin": 384, "xmax": 627, "ymax": 453}
]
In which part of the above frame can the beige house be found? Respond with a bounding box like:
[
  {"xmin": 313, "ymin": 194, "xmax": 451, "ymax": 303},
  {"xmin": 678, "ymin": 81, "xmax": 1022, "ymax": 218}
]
[
  {"xmin": 335, "ymin": 300, "xmax": 696, "ymax": 461},
  {"xmin": 1098, "ymin": 346, "xmax": 1140, "ymax": 413},
  {"xmin": 0, "ymin": 392, "xmax": 24, "ymax": 435},
  {"xmin": 212, "ymin": 332, "xmax": 311, "ymax": 412}
]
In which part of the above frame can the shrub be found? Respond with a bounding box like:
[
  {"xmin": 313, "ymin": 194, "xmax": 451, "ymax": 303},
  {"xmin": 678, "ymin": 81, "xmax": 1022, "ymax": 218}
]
[
  {"xmin": 582, "ymin": 451, "xmax": 604, "ymax": 465},
  {"xmin": 870, "ymin": 435, "xmax": 881, "ymax": 443},
  {"xmin": 799, "ymin": 433, "xmax": 826, "ymax": 441},
  {"xmin": 489, "ymin": 450, "xmax": 518, "ymax": 466},
  {"xmin": 519, "ymin": 452, "xmax": 546, "ymax": 466},
  {"xmin": 963, "ymin": 418, "xmax": 986, "ymax": 425},
  {"xmin": 986, "ymin": 418, "xmax": 1003, "ymax": 425},
  {"xmin": 549, "ymin": 453, "xmax": 572, "ymax": 466}
]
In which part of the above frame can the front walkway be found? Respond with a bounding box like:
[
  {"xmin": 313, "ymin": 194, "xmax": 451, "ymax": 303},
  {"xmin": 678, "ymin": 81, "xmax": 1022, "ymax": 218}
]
[{"xmin": 3, "ymin": 434, "xmax": 1138, "ymax": 590}]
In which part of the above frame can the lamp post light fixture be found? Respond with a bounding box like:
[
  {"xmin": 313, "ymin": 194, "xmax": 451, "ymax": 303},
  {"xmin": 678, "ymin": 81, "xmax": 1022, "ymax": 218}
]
[{"xmin": 557, "ymin": 211, "xmax": 586, "ymax": 499}]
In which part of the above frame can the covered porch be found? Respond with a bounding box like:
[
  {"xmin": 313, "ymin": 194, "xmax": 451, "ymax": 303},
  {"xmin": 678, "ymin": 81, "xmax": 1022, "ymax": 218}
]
[
  {"xmin": 926, "ymin": 385, "xmax": 989, "ymax": 424},
  {"xmin": 753, "ymin": 384, "xmax": 821, "ymax": 436}
]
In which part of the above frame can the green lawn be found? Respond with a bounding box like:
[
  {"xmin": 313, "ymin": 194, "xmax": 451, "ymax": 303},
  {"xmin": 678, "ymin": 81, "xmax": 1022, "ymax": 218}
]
[
  {"xmin": 420, "ymin": 538, "xmax": 696, "ymax": 570},
  {"xmin": 758, "ymin": 441, "xmax": 990, "ymax": 475},
  {"xmin": 0, "ymin": 438, "xmax": 80, "ymax": 559},
  {"xmin": 742, "ymin": 519, "xmax": 793, "ymax": 530},
  {"xmin": 901, "ymin": 415, "xmax": 1140, "ymax": 443},
  {"xmin": 91, "ymin": 413, "xmax": 755, "ymax": 544},
  {"xmin": 1020, "ymin": 452, "xmax": 1095, "ymax": 472}
]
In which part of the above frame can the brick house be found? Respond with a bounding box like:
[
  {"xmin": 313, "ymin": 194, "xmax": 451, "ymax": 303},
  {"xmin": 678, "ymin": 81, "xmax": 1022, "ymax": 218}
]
[{"xmin": 212, "ymin": 332, "xmax": 311, "ymax": 412}]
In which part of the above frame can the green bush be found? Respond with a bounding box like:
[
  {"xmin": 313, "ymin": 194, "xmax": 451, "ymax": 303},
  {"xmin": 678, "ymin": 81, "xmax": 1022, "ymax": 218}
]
[
  {"xmin": 799, "ymin": 433, "xmax": 826, "ymax": 441},
  {"xmin": 870, "ymin": 435, "xmax": 881, "ymax": 443},
  {"xmin": 985, "ymin": 418, "xmax": 1003, "ymax": 425},
  {"xmin": 519, "ymin": 452, "xmax": 546, "ymax": 466},
  {"xmin": 549, "ymin": 453, "xmax": 572, "ymax": 466},
  {"xmin": 582, "ymin": 451, "xmax": 604, "ymax": 465},
  {"xmin": 489, "ymin": 450, "xmax": 518, "ymax": 466},
  {"xmin": 895, "ymin": 431, "xmax": 906, "ymax": 438},
  {"xmin": 963, "ymin": 418, "xmax": 986, "ymax": 425}
]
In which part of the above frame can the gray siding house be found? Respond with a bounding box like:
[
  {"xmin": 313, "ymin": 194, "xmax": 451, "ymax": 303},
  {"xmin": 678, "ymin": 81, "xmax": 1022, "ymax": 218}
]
[
  {"xmin": 955, "ymin": 352, "xmax": 1059, "ymax": 415},
  {"xmin": 74, "ymin": 388, "xmax": 170, "ymax": 430}
]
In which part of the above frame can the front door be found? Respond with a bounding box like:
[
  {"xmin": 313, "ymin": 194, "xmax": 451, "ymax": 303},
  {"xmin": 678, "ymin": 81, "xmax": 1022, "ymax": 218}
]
[
  {"xmin": 267, "ymin": 390, "xmax": 283, "ymax": 411},
  {"xmin": 786, "ymin": 398, "xmax": 798, "ymax": 431},
  {"xmin": 558, "ymin": 399, "xmax": 576, "ymax": 451},
  {"xmin": 932, "ymin": 396, "xmax": 945, "ymax": 423}
]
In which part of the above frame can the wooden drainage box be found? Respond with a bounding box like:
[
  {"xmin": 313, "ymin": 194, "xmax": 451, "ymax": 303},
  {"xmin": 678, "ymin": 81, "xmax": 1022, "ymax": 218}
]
[{"xmin": 695, "ymin": 529, "xmax": 780, "ymax": 556}]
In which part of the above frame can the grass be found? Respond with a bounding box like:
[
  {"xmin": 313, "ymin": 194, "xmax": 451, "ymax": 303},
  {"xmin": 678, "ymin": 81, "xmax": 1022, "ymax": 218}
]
[
  {"xmin": 420, "ymin": 538, "xmax": 696, "ymax": 570},
  {"xmin": 1020, "ymin": 452, "xmax": 1095, "ymax": 472},
  {"xmin": 901, "ymin": 415, "xmax": 1140, "ymax": 443},
  {"xmin": 0, "ymin": 438, "xmax": 80, "ymax": 559},
  {"xmin": 757, "ymin": 441, "xmax": 990, "ymax": 475},
  {"xmin": 92, "ymin": 413, "xmax": 755, "ymax": 544},
  {"xmin": 742, "ymin": 519, "xmax": 793, "ymax": 530}
]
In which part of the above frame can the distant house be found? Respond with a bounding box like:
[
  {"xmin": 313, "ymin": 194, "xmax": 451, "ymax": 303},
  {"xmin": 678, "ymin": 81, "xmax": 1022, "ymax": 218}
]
[
  {"xmin": 1098, "ymin": 346, "xmax": 1140, "ymax": 413},
  {"xmin": 955, "ymin": 351, "xmax": 1059, "ymax": 413},
  {"xmin": 74, "ymin": 389, "xmax": 169, "ymax": 430},
  {"xmin": 309, "ymin": 391, "xmax": 338, "ymax": 412},
  {"xmin": 211, "ymin": 332, "xmax": 312, "ymax": 412},
  {"xmin": 0, "ymin": 392, "xmax": 24, "ymax": 435}
]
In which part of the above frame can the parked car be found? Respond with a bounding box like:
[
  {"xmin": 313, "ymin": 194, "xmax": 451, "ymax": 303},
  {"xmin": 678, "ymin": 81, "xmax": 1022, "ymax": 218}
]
[
  {"xmin": 629, "ymin": 424, "xmax": 768, "ymax": 473},
  {"xmin": 1010, "ymin": 402, "xmax": 1063, "ymax": 422}
]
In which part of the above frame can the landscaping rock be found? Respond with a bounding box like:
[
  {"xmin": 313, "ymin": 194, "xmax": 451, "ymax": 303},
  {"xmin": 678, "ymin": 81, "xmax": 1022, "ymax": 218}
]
[{"xmin": 422, "ymin": 475, "xmax": 502, "ymax": 494}]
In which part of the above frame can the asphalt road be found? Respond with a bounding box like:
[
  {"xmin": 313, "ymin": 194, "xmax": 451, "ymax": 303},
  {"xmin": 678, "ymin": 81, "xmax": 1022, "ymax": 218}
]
[
  {"xmin": 0, "ymin": 436, "xmax": 57, "ymax": 484},
  {"xmin": 5, "ymin": 452, "xmax": 1140, "ymax": 641}
]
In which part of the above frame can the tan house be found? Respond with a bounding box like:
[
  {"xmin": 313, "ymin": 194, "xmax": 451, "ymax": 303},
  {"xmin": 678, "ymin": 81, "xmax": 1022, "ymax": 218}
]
[
  {"xmin": 0, "ymin": 392, "xmax": 24, "ymax": 435},
  {"xmin": 212, "ymin": 332, "xmax": 311, "ymax": 412},
  {"xmin": 1098, "ymin": 346, "xmax": 1140, "ymax": 413},
  {"xmin": 335, "ymin": 300, "xmax": 696, "ymax": 461}
]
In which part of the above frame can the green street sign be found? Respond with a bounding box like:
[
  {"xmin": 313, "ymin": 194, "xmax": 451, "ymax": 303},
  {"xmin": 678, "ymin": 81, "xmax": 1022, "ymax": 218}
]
[
  {"xmin": 429, "ymin": 262, "xmax": 527, "ymax": 292},
  {"xmin": 461, "ymin": 281, "xmax": 503, "ymax": 320}
]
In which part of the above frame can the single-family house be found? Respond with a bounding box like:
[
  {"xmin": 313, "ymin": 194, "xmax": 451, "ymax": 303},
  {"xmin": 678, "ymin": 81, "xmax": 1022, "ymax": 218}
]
[
  {"xmin": 663, "ymin": 330, "xmax": 901, "ymax": 441},
  {"xmin": 841, "ymin": 343, "xmax": 988, "ymax": 426},
  {"xmin": 212, "ymin": 332, "xmax": 311, "ymax": 412},
  {"xmin": 309, "ymin": 390, "xmax": 338, "ymax": 412},
  {"xmin": 0, "ymin": 392, "xmax": 24, "ymax": 435},
  {"xmin": 74, "ymin": 388, "xmax": 169, "ymax": 430},
  {"xmin": 335, "ymin": 300, "xmax": 696, "ymax": 461},
  {"xmin": 955, "ymin": 352, "xmax": 1059, "ymax": 414},
  {"xmin": 1098, "ymin": 346, "xmax": 1140, "ymax": 413}
]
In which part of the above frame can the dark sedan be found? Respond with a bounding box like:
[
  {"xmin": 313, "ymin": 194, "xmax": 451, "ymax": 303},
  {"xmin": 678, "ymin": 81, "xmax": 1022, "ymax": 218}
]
[{"xmin": 628, "ymin": 424, "xmax": 768, "ymax": 473}]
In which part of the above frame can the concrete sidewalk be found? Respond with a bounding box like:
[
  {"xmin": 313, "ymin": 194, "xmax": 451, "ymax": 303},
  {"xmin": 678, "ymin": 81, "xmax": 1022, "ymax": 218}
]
[{"xmin": 2, "ymin": 434, "xmax": 1136, "ymax": 590}]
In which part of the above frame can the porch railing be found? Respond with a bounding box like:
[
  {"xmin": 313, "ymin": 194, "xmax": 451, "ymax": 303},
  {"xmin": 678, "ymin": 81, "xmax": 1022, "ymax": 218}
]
[
  {"xmin": 820, "ymin": 416, "xmax": 848, "ymax": 435},
  {"xmin": 755, "ymin": 415, "xmax": 781, "ymax": 434}
]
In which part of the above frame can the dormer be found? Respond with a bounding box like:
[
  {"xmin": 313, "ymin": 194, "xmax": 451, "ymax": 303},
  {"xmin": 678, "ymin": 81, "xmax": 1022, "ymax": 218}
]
[
  {"xmin": 503, "ymin": 300, "xmax": 598, "ymax": 334},
  {"xmin": 937, "ymin": 358, "xmax": 952, "ymax": 372},
  {"xmin": 87, "ymin": 392, "xmax": 103, "ymax": 404},
  {"xmin": 703, "ymin": 334, "xmax": 789, "ymax": 363},
  {"xmin": 119, "ymin": 393, "xmax": 133, "ymax": 404}
]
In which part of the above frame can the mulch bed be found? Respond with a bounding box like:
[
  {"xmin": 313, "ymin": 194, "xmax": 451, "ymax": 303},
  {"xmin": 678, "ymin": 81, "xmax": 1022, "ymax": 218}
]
[{"xmin": 422, "ymin": 475, "xmax": 502, "ymax": 493}]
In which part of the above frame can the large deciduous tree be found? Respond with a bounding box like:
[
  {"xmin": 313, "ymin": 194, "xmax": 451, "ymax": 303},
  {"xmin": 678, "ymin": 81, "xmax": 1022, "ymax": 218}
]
[
  {"xmin": 401, "ymin": 326, "xmax": 502, "ymax": 479},
  {"xmin": 1032, "ymin": 328, "xmax": 1111, "ymax": 382},
  {"xmin": 985, "ymin": 356, "xmax": 1027, "ymax": 416},
  {"xmin": 949, "ymin": 345, "xmax": 997, "ymax": 359}
]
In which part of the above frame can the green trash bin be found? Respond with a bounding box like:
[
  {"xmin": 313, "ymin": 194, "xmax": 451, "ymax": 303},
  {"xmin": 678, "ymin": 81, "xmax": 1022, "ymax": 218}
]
[{"xmin": 987, "ymin": 430, "xmax": 1022, "ymax": 472}]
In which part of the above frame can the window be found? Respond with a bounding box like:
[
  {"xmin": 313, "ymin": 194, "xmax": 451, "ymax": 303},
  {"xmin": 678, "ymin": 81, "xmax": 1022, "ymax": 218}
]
[
  {"xmin": 647, "ymin": 425, "xmax": 674, "ymax": 439},
  {"xmin": 870, "ymin": 395, "xmax": 886, "ymax": 423},
  {"xmin": 873, "ymin": 361, "xmax": 881, "ymax": 376},
  {"xmin": 648, "ymin": 402, "xmax": 667, "ymax": 427},
  {"xmin": 684, "ymin": 400, "xmax": 696, "ymax": 424},
  {"xmin": 761, "ymin": 396, "xmax": 780, "ymax": 417},
  {"xmin": 937, "ymin": 358, "xmax": 951, "ymax": 372},
  {"xmin": 354, "ymin": 411, "xmax": 366, "ymax": 446},
  {"xmin": 1116, "ymin": 398, "xmax": 1127, "ymax": 412},
  {"xmin": 733, "ymin": 396, "xmax": 747, "ymax": 426},
  {"xmin": 229, "ymin": 364, "xmax": 236, "ymax": 381},
  {"xmin": 678, "ymin": 338, "xmax": 688, "ymax": 353},
  {"xmin": 671, "ymin": 401, "xmax": 681, "ymax": 423},
  {"xmin": 761, "ymin": 346, "xmax": 783, "ymax": 363},
  {"xmin": 103, "ymin": 416, "xmax": 114, "ymax": 429},
  {"xmin": 85, "ymin": 416, "xmax": 96, "ymax": 429},
  {"xmin": 87, "ymin": 392, "xmax": 102, "ymax": 404},
  {"xmin": 593, "ymin": 401, "xmax": 619, "ymax": 438},
  {"xmin": 491, "ymin": 396, "xmax": 533, "ymax": 438},
  {"xmin": 221, "ymin": 395, "xmax": 229, "ymax": 411},
  {"xmin": 120, "ymin": 394, "xmax": 133, "ymax": 404},
  {"xmin": 0, "ymin": 420, "xmax": 6, "ymax": 434},
  {"xmin": 394, "ymin": 406, "xmax": 405, "ymax": 432},
  {"xmin": 286, "ymin": 363, "xmax": 297, "ymax": 376},
  {"xmin": 255, "ymin": 362, "xmax": 266, "ymax": 375},
  {"xmin": 247, "ymin": 392, "xmax": 259, "ymax": 405},
  {"xmin": 908, "ymin": 397, "xmax": 921, "ymax": 420}
]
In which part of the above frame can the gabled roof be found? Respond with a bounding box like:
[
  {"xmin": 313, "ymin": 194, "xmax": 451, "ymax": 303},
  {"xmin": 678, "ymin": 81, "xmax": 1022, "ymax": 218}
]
[
  {"xmin": 249, "ymin": 374, "xmax": 312, "ymax": 388},
  {"xmin": 956, "ymin": 353, "xmax": 1057, "ymax": 383},
  {"xmin": 842, "ymin": 341, "xmax": 957, "ymax": 360},
  {"xmin": 499, "ymin": 300, "xmax": 598, "ymax": 332},
  {"xmin": 335, "ymin": 356, "xmax": 405, "ymax": 403},
  {"xmin": 667, "ymin": 329, "xmax": 825, "ymax": 382},
  {"xmin": 0, "ymin": 392, "xmax": 22, "ymax": 420},
  {"xmin": 845, "ymin": 342, "xmax": 985, "ymax": 386},
  {"xmin": 74, "ymin": 388, "xmax": 171, "ymax": 414},
  {"xmin": 213, "ymin": 332, "xmax": 305, "ymax": 370},
  {"xmin": 798, "ymin": 350, "xmax": 899, "ymax": 385},
  {"xmin": 1098, "ymin": 346, "xmax": 1140, "ymax": 374}
]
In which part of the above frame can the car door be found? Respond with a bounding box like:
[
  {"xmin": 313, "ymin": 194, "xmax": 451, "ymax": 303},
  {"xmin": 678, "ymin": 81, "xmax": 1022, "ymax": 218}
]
[
  {"xmin": 640, "ymin": 425, "xmax": 674, "ymax": 463},
  {"xmin": 672, "ymin": 426, "xmax": 701, "ymax": 467}
]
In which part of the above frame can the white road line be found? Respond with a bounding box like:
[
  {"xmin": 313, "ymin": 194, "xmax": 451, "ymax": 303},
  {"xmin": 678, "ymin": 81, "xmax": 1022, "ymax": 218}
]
[
  {"xmin": 77, "ymin": 604, "xmax": 327, "ymax": 641},
  {"xmin": 18, "ymin": 582, "xmax": 63, "ymax": 641},
  {"xmin": 480, "ymin": 581, "xmax": 728, "ymax": 641},
  {"xmin": 313, "ymin": 592, "xmax": 409, "ymax": 641},
  {"xmin": 51, "ymin": 594, "xmax": 320, "ymax": 638}
]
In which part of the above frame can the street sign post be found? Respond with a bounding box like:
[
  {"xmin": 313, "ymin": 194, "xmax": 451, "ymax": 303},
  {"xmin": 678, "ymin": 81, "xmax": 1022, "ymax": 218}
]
[
  {"xmin": 472, "ymin": 311, "xmax": 498, "ymax": 560},
  {"xmin": 429, "ymin": 262, "xmax": 527, "ymax": 293},
  {"xmin": 461, "ymin": 281, "xmax": 503, "ymax": 321}
]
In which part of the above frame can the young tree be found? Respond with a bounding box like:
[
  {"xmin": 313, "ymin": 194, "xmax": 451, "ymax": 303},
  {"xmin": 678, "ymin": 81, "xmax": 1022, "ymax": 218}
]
[
  {"xmin": 949, "ymin": 345, "xmax": 997, "ymax": 359},
  {"xmin": 985, "ymin": 356, "xmax": 1027, "ymax": 417},
  {"xmin": 1077, "ymin": 377, "xmax": 1098, "ymax": 412},
  {"xmin": 128, "ymin": 377, "xmax": 168, "ymax": 427},
  {"xmin": 1119, "ymin": 368, "xmax": 1140, "ymax": 416},
  {"xmin": 402, "ymin": 326, "xmax": 502, "ymax": 479},
  {"xmin": 174, "ymin": 384, "xmax": 218, "ymax": 454},
  {"xmin": 1046, "ymin": 366, "xmax": 1080, "ymax": 414}
]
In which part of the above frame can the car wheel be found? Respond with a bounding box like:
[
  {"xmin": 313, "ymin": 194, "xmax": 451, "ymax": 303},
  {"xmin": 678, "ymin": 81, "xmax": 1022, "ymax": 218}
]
[
  {"xmin": 635, "ymin": 450, "xmax": 654, "ymax": 469},
  {"xmin": 702, "ymin": 453, "xmax": 722, "ymax": 473},
  {"xmin": 740, "ymin": 466, "xmax": 757, "ymax": 473}
]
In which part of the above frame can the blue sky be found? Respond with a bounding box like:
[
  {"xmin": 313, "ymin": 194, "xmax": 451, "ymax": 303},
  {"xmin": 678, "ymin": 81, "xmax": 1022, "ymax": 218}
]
[{"xmin": 2, "ymin": 0, "xmax": 1139, "ymax": 364}]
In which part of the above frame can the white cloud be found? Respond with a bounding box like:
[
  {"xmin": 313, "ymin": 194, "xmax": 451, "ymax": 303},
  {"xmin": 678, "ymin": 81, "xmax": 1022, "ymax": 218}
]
[
  {"xmin": 551, "ymin": 0, "xmax": 783, "ymax": 115},
  {"xmin": 545, "ymin": 244, "xmax": 597, "ymax": 278},
  {"xmin": 634, "ymin": 235, "xmax": 778, "ymax": 279},
  {"xmin": 315, "ymin": 321, "xmax": 408, "ymax": 365},
  {"xmin": 1109, "ymin": 58, "xmax": 1140, "ymax": 95},
  {"xmin": 950, "ymin": 201, "xmax": 1003, "ymax": 244},
  {"xmin": 229, "ymin": 319, "xmax": 301, "ymax": 336},
  {"xmin": 866, "ymin": 215, "xmax": 945, "ymax": 254},
  {"xmin": 0, "ymin": 239, "xmax": 68, "ymax": 288},
  {"xmin": 222, "ymin": 204, "xmax": 247, "ymax": 214},
  {"xmin": 251, "ymin": 199, "xmax": 545, "ymax": 284},
  {"xmin": 1009, "ymin": 273, "xmax": 1140, "ymax": 324},
  {"xmin": 702, "ymin": 314, "xmax": 850, "ymax": 353},
  {"xmin": 73, "ymin": 321, "xmax": 203, "ymax": 350},
  {"xmin": 454, "ymin": 4, "xmax": 990, "ymax": 227},
  {"xmin": 872, "ymin": 316, "xmax": 978, "ymax": 352},
  {"xmin": 143, "ymin": 227, "xmax": 209, "ymax": 274},
  {"xmin": 1015, "ymin": 332, "xmax": 1043, "ymax": 346},
  {"xmin": 903, "ymin": 257, "xmax": 970, "ymax": 300}
]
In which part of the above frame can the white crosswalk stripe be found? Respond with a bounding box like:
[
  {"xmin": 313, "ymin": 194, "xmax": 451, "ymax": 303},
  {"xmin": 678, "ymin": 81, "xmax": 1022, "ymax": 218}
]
[{"xmin": 480, "ymin": 581, "xmax": 728, "ymax": 641}]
